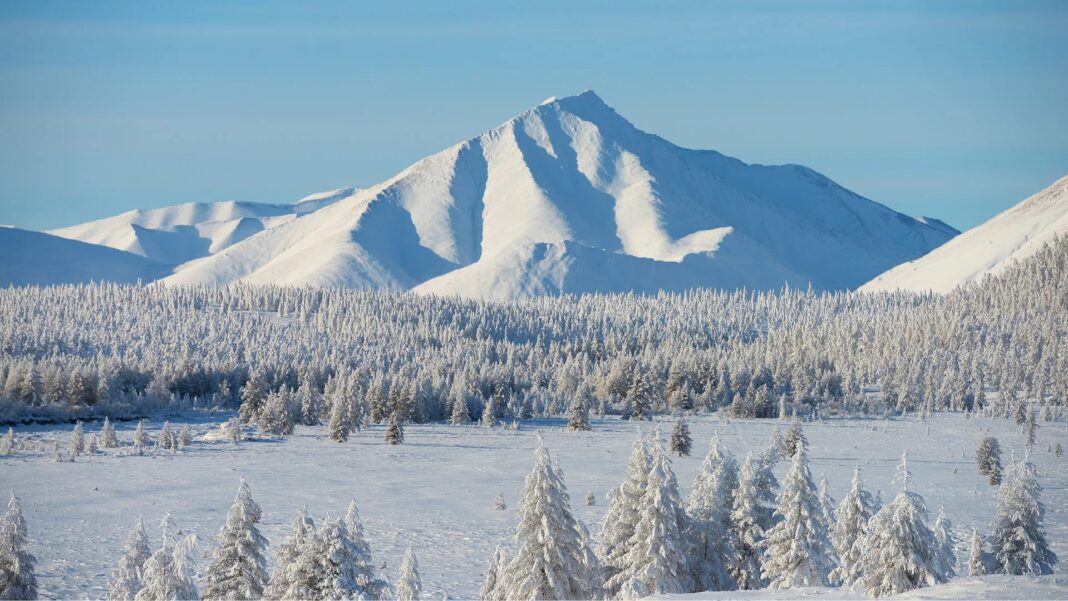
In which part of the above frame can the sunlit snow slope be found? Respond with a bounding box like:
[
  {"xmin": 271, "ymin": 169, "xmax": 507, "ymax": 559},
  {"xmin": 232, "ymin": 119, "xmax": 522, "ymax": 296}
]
[
  {"xmin": 164, "ymin": 91, "xmax": 954, "ymax": 297},
  {"xmin": 860, "ymin": 175, "xmax": 1068, "ymax": 294},
  {"xmin": 0, "ymin": 226, "xmax": 167, "ymax": 286},
  {"xmin": 49, "ymin": 189, "xmax": 356, "ymax": 266}
]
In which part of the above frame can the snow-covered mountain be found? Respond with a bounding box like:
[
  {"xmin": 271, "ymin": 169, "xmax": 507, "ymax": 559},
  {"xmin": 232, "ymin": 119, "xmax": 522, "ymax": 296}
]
[
  {"xmin": 860, "ymin": 175, "xmax": 1068, "ymax": 294},
  {"xmin": 161, "ymin": 91, "xmax": 955, "ymax": 297},
  {"xmin": 0, "ymin": 226, "xmax": 167, "ymax": 286},
  {"xmin": 49, "ymin": 189, "xmax": 356, "ymax": 266}
]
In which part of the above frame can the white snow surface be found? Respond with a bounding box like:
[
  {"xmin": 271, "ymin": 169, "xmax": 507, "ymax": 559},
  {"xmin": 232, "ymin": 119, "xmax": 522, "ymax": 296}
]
[
  {"xmin": 48, "ymin": 191, "xmax": 356, "ymax": 267},
  {"xmin": 160, "ymin": 91, "xmax": 955, "ymax": 297},
  {"xmin": 2, "ymin": 413, "xmax": 1065, "ymax": 599},
  {"xmin": 861, "ymin": 175, "xmax": 1068, "ymax": 294},
  {"xmin": 0, "ymin": 226, "xmax": 167, "ymax": 286}
]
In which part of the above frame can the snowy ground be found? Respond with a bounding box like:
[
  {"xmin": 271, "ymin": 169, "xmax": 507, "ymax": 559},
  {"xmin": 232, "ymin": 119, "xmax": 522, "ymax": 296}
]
[{"xmin": 1, "ymin": 413, "xmax": 1066, "ymax": 600}]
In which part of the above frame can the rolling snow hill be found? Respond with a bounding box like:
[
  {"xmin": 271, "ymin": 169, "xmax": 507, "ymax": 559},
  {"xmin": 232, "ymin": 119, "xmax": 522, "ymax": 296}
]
[
  {"xmin": 860, "ymin": 175, "xmax": 1068, "ymax": 294},
  {"xmin": 49, "ymin": 188, "xmax": 357, "ymax": 266},
  {"xmin": 0, "ymin": 226, "xmax": 167, "ymax": 286},
  {"xmin": 163, "ymin": 91, "xmax": 955, "ymax": 297}
]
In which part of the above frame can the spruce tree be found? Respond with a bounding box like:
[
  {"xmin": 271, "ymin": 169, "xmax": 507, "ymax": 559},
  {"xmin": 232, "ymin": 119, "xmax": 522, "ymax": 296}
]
[
  {"xmin": 967, "ymin": 529, "xmax": 985, "ymax": 576},
  {"xmin": 858, "ymin": 452, "xmax": 944, "ymax": 597},
  {"xmin": 328, "ymin": 398, "xmax": 350, "ymax": 443},
  {"xmin": 626, "ymin": 375, "xmax": 652, "ymax": 420},
  {"xmin": 70, "ymin": 421, "xmax": 85, "ymax": 456},
  {"xmin": 479, "ymin": 545, "xmax": 506, "ymax": 601},
  {"xmin": 829, "ymin": 466, "xmax": 876, "ymax": 587},
  {"xmin": 600, "ymin": 431, "xmax": 649, "ymax": 597},
  {"xmin": 133, "ymin": 420, "xmax": 148, "ymax": 455},
  {"xmin": 262, "ymin": 509, "xmax": 315, "ymax": 600},
  {"xmin": 761, "ymin": 444, "xmax": 834, "ymax": 588},
  {"xmin": 344, "ymin": 500, "xmax": 387, "ymax": 598},
  {"xmin": 385, "ymin": 412, "xmax": 405, "ymax": 445},
  {"xmin": 782, "ymin": 419, "xmax": 807, "ymax": 458},
  {"xmin": 201, "ymin": 479, "xmax": 269, "ymax": 600},
  {"xmin": 932, "ymin": 505, "xmax": 957, "ymax": 580},
  {"xmin": 976, "ymin": 436, "xmax": 1002, "ymax": 485},
  {"xmin": 729, "ymin": 452, "xmax": 766, "ymax": 590},
  {"xmin": 669, "ymin": 419, "xmax": 692, "ymax": 457},
  {"xmin": 991, "ymin": 458, "xmax": 1057, "ymax": 575},
  {"xmin": 684, "ymin": 435, "xmax": 736, "ymax": 592},
  {"xmin": 496, "ymin": 435, "xmax": 597, "ymax": 600},
  {"xmin": 107, "ymin": 517, "xmax": 151, "ymax": 601},
  {"xmin": 493, "ymin": 492, "xmax": 506, "ymax": 512},
  {"xmin": 566, "ymin": 395, "xmax": 591, "ymax": 431},
  {"xmin": 481, "ymin": 397, "xmax": 497, "ymax": 428},
  {"xmin": 395, "ymin": 546, "xmax": 422, "ymax": 601},
  {"xmin": 159, "ymin": 421, "xmax": 173, "ymax": 450},
  {"xmin": 135, "ymin": 523, "xmax": 198, "ymax": 601},
  {"xmin": 0, "ymin": 492, "xmax": 37, "ymax": 600},
  {"xmin": 0, "ymin": 428, "xmax": 12, "ymax": 456},
  {"xmin": 101, "ymin": 417, "xmax": 119, "ymax": 449},
  {"xmin": 450, "ymin": 394, "xmax": 471, "ymax": 425}
]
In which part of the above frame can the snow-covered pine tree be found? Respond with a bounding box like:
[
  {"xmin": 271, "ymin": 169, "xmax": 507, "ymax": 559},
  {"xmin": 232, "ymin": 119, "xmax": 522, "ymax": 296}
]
[
  {"xmin": 829, "ymin": 466, "xmax": 877, "ymax": 587},
  {"xmin": 670, "ymin": 419, "xmax": 692, "ymax": 457},
  {"xmin": 0, "ymin": 428, "xmax": 13, "ymax": 455},
  {"xmin": 0, "ymin": 492, "xmax": 37, "ymax": 600},
  {"xmin": 262, "ymin": 508, "xmax": 315, "ymax": 600},
  {"xmin": 858, "ymin": 451, "xmax": 944, "ymax": 597},
  {"xmin": 991, "ymin": 458, "xmax": 1057, "ymax": 575},
  {"xmin": 684, "ymin": 434, "xmax": 736, "ymax": 592},
  {"xmin": 817, "ymin": 476, "xmax": 835, "ymax": 531},
  {"xmin": 932, "ymin": 505, "xmax": 957, "ymax": 580},
  {"xmin": 619, "ymin": 433, "xmax": 692, "ymax": 595},
  {"xmin": 481, "ymin": 396, "xmax": 497, "ymax": 428},
  {"xmin": 600, "ymin": 431, "xmax": 649, "ymax": 597},
  {"xmin": 626, "ymin": 375, "xmax": 652, "ymax": 421},
  {"xmin": 201, "ymin": 479, "xmax": 269, "ymax": 600},
  {"xmin": 575, "ymin": 520, "xmax": 604, "ymax": 600},
  {"xmin": 385, "ymin": 412, "xmax": 405, "ymax": 445},
  {"xmin": 761, "ymin": 443, "xmax": 834, "ymax": 589},
  {"xmin": 495, "ymin": 435, "xmax": 597, "ymax": 600},
  {"xmin": 86, "ymin": 434, "xmax": 99, "ymax": 455},
  {"xmin": 1024, "ymin": 408, "xmax": 1036, "ymax": 450},
  {"xmin": 585, "ymin": 491, "xmax": 596, "ymax": 507},
  {"xmin": 239, "ymin": 371, "xmax": 268, "ymax": 424},
  {"xmin": 101, "ymin": 417, "xmax": 119, "ymax": 449},
  {"xmin": 493, "ymin": 491, "xmax": 506, "ymax": 512},
  {"xmin": 259, "ymin": 391, "xmax": 292, "ymax": 437},
  {"xmin": 107, "ymin": 517, "xmax": 151, "ymax": 601},
  {"xmin": 395, "ymin": 546, "xmax": 422, "ymax": 601},
  {"xmin": 449, "ymin": 392, "xmax": 471, "ymax": 425},
  {"xmin": 295, "ymin": 516, "xmax": 371, "ymax": 600},
  {"xmin": 298, "ymin": 380, "xmax": 323, "ymax": 427},
  {"xmin": 70, "ymin": 421, "xmax": 84, "ymax": 456},
  {"xmin": 967, "ymin": 529, "xmax": 985, "ymax": 576},
  {"xmin": 566, "ymin": 394, "xmax": 591, "ymax": 431},
  {"xmin": 178, "ymin": 425, "xmax": 192, "ymax": 450},
  {"xmin": 752, "ymin": 444, "xmax": 781, "ymax": 533},
  {"xmin": 328, "ymin": 397, "xmax": 350, "ymax": 443},
  {"xmin": 344, "ymin": 500, "xmax": 387, "ymax": 598},
  {"xmin": 976, "ymin": 436, "xmax": 1002, "ymax": 485},
  {"xmin": 130, "ymin": 420, "xmax": 146, "ymax": 454},
  {"xmin": 729, "ymin": 452, "xmax": 766, "ymax": 590},
  {"xmin": 135, "ymin": 525, "xmax": 198, "ymax": 601},
  {"xmin": 479, "ymin": 545, "xmax": 506, "ymax": 601},
  {"xmin": 159, "ymin": 421, "xmax": 173, "ymax": 450},
  {"xmin": 782, "ymin": 419, "xmax": 807, "ymax": 458}
]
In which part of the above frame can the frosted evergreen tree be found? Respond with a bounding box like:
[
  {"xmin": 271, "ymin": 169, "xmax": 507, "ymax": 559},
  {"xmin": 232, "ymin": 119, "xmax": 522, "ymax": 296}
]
[
  {"xmin": 1024, "ymin": 408, "xmax": 1036, "ymax": 450},
  {"xmin": 479, "ymin": 545, "xmax": 506, "ymax": 601},
  {"xmin": 967, "ymin": 529, "xmax": 985, "ymax": 576},
  {"xmin": 385, "ymin": 412, "xmax": 405, "ymax": 445},
  {"xmin": 829, "ymin": 466, "xmax": 876, "ymax": 587},
  {"xmin": 178, "ymin": 425, "xmax": 192, "ymax": 449},
  {"xmin": 626, "ymin": 375, "xmax": 652, "ymax": 421},
  {"xmin": 576, "ymin": 520, "xmax": 604, "ymax": 600},
  {"xmin": 817, "ymin": 476, "xmax": 835, "ymax": 531},
  {"xmin": 395, "ymin": 546, "xmax": 421, "ymax": 601},
  {"xmin": 239, "ymin": 371, "xmax": 268, "ymax": 424},
  {"xmin": 262, "ymin": 508, "xmax": 315, "ymax": 600},
  {"xmin": 86, "ymin": 434, "xmax": 99, "ymax": 455},
  {"xmin": 0, "ymin": 492, "xmax": 37, "ymax": 600},
  {"xmin": 617, "ymin": 433, "xmax": 692, "ymax": 595},
  {"xmin": 684, "ymin": 434, "xmax": 736, "ymax": 592},
  {"xmin": 991, "ymin": 458, "xmax": 1057, "ymax": 575},
  {"xmin": 259, "ymin": 391, "xmax": 292, "ymax": 437},
  {"xmin": 932, "ymin": 505, "xmax": 957, "ymax": 580},
  {"xmin": 782, "ymin": 420, "xmax": 807, "ymax": 458},
  {"xmin": 328, "ymin": 398, "xmax": 350, "ymax": 443},
  {"xmin": 858, "ymin": 452, "xmax": 944, "ymax": 597},
  {"xmin": 223, "ymin": 418, "xmax": 243, "ymax": 444},
  {"xmin": 493, "ymin": 491, "xmax": 506, "ymax": 512},
  {"xmin": 344, "ymin": 500, "xmax": 387, "ymax": 598},
  {"xmin": 159, "ymin": 422, "xmax": 173, "ymax": 450},
  {"xmin": 729, "ymin": 452, "xmax": 766, "ymax": 590},
  {"xmin": 585, "ymin": 491, "xmax": 596, "ymax": 507},
  {"xmin": 566, "ymin": 395, "xmax": 590, "ymax": 431},
  {"xmin": 495, "ymin": 435, "xmax": 596, "ymax": 600},
  {"xmin": 291, "ymin": 516, "xmax": 371, "ymax": 600},
  {"xmin": 135, "ymin": 528, "xmax": 199, "ymax": 601},
  {"xmin": 449, "ymin": 393, "xmax": 471, "ymax": 425},
  {"xmin": 600, "ymin": 431, "xmax": 649, "ymax": 597},
  {"xmin": 101, "ymin": 417, "xmax": 119, "ymax": 449},
  {"xmin": 201, "ymin": 479, "xmax": 269, "ymax": 600},
  {"xmin": 761, "ymin": 443, "xmax": 834, "ymax": 589},
  {"xmin": 298, "ymin": 380, "xmax": 323, "ymax": 427},
  {"xmin": 107, "ymin": 517, "xmax": 151, "ymax": 601},
  {"xmin": 481, "ymin": 396, "xmax": 497, "ymax": 428},
  {"xmin": 752, "ymin": 444, "xmax": 781, "ymax": 532},
  {"xmin": 0, "ymin": 428, "xmax": 12, "ymax": 456},
  {"xmin": 70, "ymin": 421, "xmax": 84, "ymax": 456},
  {"xmin": 975, "ymin": 436, "xmax": 1002, "ymax": 485},
  {"xmin": 669, "ymin": 419, "xmax": 692, "ymax": 457}
]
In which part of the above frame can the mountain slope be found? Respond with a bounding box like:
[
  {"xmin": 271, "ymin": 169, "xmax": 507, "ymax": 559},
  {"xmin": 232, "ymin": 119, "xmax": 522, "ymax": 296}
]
[
  {"xmin": 860, "ymin": 175, "xmax": 1068, "ymax": 293},
  {"xmin": 165, "ymin": 91, "xmax": 955, "ymax": 297},
  {"xmin": 49, "ymin": 190, "xmax": 356, "ymax": 266},
  {"xmin": 0, "ymin": 227, "xmax": 167, "ymax": 286}
]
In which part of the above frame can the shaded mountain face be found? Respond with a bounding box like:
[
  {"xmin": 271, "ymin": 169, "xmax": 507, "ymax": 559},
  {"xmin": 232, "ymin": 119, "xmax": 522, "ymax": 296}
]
[
  {"xmin": 0, "ymin": 227, "xmax": 167, "ymax": 286},
  {"xmin": 35, "ymin": 91, "xmax": 957, "ymax": 297},
  {"xmin": 861, "ymin": 175, "xmax": 1068, "ymax": 294}
]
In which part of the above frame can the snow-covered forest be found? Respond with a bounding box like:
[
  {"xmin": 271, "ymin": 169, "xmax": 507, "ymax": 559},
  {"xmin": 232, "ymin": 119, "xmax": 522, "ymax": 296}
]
[{"xmin": 1, "ymin": 235, "xmax": 1065, "ymax": 427}]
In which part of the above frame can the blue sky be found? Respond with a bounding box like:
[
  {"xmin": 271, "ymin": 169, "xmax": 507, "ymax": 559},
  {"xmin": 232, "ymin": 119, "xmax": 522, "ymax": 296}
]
[{"xmin": 1, "ymin": 1, "xmax": 1065, "ymax": 231}]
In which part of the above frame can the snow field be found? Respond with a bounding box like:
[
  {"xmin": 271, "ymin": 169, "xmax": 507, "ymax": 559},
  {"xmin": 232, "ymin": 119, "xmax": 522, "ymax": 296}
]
[{"xmin": 1, "ymin": 412, "xmax": 1065, "ymax": 599}]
